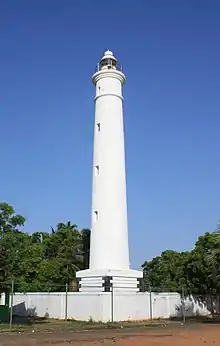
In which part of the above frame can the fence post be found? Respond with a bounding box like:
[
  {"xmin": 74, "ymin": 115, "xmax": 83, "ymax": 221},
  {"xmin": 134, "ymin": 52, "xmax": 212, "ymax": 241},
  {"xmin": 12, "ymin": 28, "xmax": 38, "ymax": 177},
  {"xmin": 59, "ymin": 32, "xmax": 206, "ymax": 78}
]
[
  {"xmin": 182, "ymin": 286, "xmax": 186, "ymax": 324},
  {"xmin": 9, "ymin": 280, "xmax": 14, "ymax": 331},
  {"xmin": 65, "ymin": 283, "xmax": 68, "ymax": 327},
  {"xmin": 111, "ymin": 281, "xmax": 114, "ymax": 323},
  {"xmin": 149, "ymin": 285, "xmax": 153, "ymax": 320}
]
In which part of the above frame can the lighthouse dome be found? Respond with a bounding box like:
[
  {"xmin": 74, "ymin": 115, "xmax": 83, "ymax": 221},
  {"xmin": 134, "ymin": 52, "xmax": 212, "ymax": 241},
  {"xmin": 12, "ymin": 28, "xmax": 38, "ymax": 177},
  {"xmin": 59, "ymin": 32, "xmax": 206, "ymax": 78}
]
[{"xmin": 100, "ymin": 50, "xmax": 117, "ymax": 61}]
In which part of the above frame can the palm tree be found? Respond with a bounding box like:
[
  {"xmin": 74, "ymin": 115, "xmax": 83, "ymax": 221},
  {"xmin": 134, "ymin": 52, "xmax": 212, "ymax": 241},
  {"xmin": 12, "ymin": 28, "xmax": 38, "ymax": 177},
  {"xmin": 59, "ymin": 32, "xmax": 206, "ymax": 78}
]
[
  {"xmin": 56, "ymin": 221, "xmax": 78, "ymax": 231},
  {"xmin": 55, "ymin": 221, "xmax": 83, "ymax": 271}
]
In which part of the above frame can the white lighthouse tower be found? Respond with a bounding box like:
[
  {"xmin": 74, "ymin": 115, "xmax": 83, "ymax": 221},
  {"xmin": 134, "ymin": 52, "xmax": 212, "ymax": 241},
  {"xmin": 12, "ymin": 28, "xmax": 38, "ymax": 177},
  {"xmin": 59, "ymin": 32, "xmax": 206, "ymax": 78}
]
[{"xmin": 76, "ymin": 50, "xmax": 143, "ymax": 291}]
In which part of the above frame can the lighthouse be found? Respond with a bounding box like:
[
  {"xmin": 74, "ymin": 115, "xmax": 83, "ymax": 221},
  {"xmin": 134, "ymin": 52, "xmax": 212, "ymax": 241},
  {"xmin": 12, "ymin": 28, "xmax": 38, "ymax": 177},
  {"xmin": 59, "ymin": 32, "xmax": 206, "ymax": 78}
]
[{"xmin": 76, "ymin": 50, "xmax": 142, "ymax": 292}]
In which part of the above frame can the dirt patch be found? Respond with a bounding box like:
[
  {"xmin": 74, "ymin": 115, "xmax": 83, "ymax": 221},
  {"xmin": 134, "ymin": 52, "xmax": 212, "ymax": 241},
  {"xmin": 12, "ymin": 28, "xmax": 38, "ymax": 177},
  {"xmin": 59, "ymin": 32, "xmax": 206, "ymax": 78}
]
[{"xmin": 0, "ymin": 324, "xmax": 219, "ymax": 345}]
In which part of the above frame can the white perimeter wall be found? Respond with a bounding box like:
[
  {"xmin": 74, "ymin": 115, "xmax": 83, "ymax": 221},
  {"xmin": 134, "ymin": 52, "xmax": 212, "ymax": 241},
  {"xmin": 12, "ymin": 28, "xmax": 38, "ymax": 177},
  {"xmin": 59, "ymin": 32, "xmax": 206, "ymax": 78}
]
[{"xmin": 10, "ymin": 292, "xmax": 210, "ymax": 322}]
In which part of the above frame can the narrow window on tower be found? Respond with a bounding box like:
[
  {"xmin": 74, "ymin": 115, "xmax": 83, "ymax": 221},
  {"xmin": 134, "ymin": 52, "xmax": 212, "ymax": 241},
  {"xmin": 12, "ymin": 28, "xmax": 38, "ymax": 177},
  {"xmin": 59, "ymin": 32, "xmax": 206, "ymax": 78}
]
[
  {"xmin": 95, "ymin": 165, "xmax": 100, "ymax": 176},
  {"xmin": 97, "ymin": 123, "xmax": 100, "ymax": 132},
  {"xmin": 94, "ymin": 210, "xmax": 99, "ymax": 222}
]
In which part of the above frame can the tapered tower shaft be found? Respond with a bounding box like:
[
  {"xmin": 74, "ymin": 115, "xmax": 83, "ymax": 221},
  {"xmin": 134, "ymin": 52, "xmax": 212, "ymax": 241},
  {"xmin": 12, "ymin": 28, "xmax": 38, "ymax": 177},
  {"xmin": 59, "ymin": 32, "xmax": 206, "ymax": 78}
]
[
  {"xmin": 89, "ymin": 50, "xmax": 129, "ymax": 270},
  {"xmin": 76, "ymin": 51, "xmax": 143, "ymax": 293}
]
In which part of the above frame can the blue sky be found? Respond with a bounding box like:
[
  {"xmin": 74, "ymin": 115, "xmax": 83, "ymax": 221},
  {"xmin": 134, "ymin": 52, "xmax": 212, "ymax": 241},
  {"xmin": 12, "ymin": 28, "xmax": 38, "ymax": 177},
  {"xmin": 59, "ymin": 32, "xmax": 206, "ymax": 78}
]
[{"xmin": 1, "ymin": 0, "xmax": 220, "ymax": 269}]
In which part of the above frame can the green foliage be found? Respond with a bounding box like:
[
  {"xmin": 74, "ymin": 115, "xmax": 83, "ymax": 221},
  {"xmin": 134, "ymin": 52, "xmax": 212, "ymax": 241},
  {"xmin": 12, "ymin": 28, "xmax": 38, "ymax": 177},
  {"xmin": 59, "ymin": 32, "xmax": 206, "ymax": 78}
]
[
  {"xmin": 2, "ymin": 200, "xmax": 220, "ymax": 296},
  {"xmin": 0, "ymin": 202, "xmax": 89, "ymax": 292},
  {"xmin": 0, "ymin": 202, "xmax": 25, "ymax": 236},
  {"xmin": 142, "ymin": 232, "xmax": 220, "ymax": 295}
]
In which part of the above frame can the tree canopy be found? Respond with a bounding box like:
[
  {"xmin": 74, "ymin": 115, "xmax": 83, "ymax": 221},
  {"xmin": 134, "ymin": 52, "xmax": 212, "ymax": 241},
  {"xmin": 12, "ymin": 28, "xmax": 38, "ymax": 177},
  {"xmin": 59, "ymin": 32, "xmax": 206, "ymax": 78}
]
[
  {"xmin": 0, "ymin": 202, "xmax": 90, "ymax": 292},
  {"xmin": 142, "ymin": 232, "xmax": 220, "ymax": 296},
  {"xmin": 1, "ymin": 201, "xmax": 220, "ymax": 296}
]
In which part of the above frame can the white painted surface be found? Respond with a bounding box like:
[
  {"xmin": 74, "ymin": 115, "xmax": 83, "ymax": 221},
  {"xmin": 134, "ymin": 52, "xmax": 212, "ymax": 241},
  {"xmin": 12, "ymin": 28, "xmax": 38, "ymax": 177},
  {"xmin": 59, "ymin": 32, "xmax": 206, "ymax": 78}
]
[
  {"xmin": 76, "ymin": 50, "xmax": 142, "ymax": 287},
  {"xmin": 90, "ymin": 50, "xmax": 129, "ymax": 270},
  {"xmin": 12, "ymin": 291, "xmax": 210, "ymax": 322},
  {"xmin": 0, "ymin": 293, "xmax": 6, "ymax": 305},
  {"xmin": 77, "ymin": 270, "xmax": 142, "ymax": 292}
]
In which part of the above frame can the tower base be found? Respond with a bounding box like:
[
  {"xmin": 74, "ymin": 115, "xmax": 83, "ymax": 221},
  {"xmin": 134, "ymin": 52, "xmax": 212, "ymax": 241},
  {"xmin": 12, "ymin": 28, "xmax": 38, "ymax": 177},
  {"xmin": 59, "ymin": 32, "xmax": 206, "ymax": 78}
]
[{"xmin": 76, "ymin": 269, "xmax": 143, "ymax": 292}]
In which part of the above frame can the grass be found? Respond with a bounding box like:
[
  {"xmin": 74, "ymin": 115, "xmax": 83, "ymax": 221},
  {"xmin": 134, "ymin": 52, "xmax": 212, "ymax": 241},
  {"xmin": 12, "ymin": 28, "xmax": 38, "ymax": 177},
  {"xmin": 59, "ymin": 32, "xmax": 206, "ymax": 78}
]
[
  {"xmin": 0, "ymin": 317, "xmax": 167, "ymax": 333},
  {"xmin": 2, "ymin": 314, "xmax": 218, "ymax": 333}
]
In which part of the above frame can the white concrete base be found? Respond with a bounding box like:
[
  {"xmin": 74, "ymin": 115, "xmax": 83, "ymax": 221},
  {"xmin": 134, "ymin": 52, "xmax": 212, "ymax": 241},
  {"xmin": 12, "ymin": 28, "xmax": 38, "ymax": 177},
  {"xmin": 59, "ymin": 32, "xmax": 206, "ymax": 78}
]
[{"xmin": 76, "ymin": 269, "xmax": 143, "ymax": 292}]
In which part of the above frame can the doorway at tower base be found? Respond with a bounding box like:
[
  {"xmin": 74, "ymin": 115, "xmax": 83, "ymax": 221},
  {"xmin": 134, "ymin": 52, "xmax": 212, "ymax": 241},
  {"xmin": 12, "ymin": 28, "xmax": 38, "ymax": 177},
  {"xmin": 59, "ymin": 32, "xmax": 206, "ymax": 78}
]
[{"xmin": 76, "ymin": 268, "xmax": 143, "ymax": 292}]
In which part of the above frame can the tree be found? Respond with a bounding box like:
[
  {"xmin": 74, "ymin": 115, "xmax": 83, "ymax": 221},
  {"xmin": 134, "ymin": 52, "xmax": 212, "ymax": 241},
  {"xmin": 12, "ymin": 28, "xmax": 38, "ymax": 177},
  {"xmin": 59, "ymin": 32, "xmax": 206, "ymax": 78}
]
[
  {"xmin": 142, "ymin": 250, "xmax": 189, "ymax": 292},
  {"xmin": 0, "ymin": 202, "xmax": 25, "ymax": 236},
  {"xmin": 142, "ymin": 232, "xmax": 220, "ymax": 297},
  {"xmin": 0, "ymin": 203, "xmax": 27, "ymax": 290},
  {"xmin": 81, "ymin": 229, "xmax": 91, "ymax": 269},
  {"xmin": 34, "ymin": 221, "xmax": 84, "ymax": 291},
  {"xmin": 0, "ymin": 202, "xmax": 88, "ymax": 292},
  {"xmin": 193, "ymin": 232, "xmax": 220, "ymax": 295}
]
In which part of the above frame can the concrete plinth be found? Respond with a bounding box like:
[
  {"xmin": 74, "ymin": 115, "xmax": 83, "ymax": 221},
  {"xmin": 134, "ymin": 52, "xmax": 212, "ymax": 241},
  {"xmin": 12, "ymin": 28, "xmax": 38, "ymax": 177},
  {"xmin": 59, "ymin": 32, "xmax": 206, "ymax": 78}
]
[{"xmin": 76, "ymin": 269, "xmax": 143, "ymax": 292}]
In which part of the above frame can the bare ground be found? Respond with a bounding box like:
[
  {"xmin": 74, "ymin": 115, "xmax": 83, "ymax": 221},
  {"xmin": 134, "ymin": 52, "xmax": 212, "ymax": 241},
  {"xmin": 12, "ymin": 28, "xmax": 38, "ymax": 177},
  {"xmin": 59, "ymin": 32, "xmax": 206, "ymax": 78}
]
[{"xmin": 0, "ymin": 323, "xmax": 220, "ymax": 346}]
